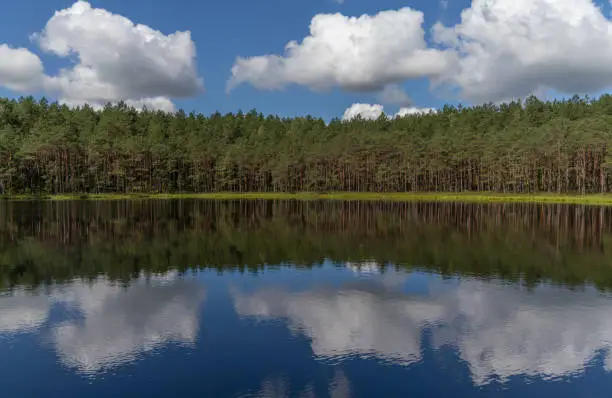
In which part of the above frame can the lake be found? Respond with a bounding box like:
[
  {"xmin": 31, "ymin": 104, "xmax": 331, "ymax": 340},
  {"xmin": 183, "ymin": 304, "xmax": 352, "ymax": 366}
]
[{"xmin": 2, "ymin": 200, "xmax": 612, "ymax": 397}]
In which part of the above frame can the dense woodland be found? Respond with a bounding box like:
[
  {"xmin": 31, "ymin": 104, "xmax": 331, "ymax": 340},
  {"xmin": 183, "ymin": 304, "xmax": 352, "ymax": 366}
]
[
  {"xmin": 2, "ymin": 200, "xmax": 612, "ymax": 289},
  {"xmin": 4, "ymin": 95, "xmax": 612, "ymax": 194}
]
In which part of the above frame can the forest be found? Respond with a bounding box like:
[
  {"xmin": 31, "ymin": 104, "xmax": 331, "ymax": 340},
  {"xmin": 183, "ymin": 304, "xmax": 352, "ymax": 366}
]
[
  {"xmin": 2, "ymin": 200, "xmax": 612, "ymax": 289},
  {"xmin": 2, "ymin": 94, "xmax": 612, "ymax": 194}
]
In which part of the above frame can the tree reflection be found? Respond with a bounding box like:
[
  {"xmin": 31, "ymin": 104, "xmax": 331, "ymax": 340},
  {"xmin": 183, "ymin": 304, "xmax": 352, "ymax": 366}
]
[{"xmin": 2, "ymin": 200, "xmax": 612, "ymax": 290}]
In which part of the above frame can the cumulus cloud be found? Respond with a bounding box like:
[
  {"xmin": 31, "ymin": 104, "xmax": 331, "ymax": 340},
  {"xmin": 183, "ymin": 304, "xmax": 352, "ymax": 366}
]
[
  {"xmin": 228, "ymin": 8, "xmax": 454, "ymax": 93},
  {"xmin": 342, "ymin": 103, "xmax": 435, "ymax": 120},
  {"xmin": 433, "ymin": 0, "xmax": 612, "ymax": 103},
  {"xmin": 342, "ymin": 103, "xmax": 384, "ymax": 121},
  {"xmin": 0, "ymin": 45, "xmax": 45, "ymax": 92},
  {"xmin": 36, "ymin": 1, "xmax": 203, "ymax": 111},
  {"xmin": 233, "ymin": 266, "xmax": 612, "ymax": 386},
  {"xmin": 0, "ymin": 1, "xmax": 203, "ymax": 111},
  {"xmin": 229, "ymin": 0, "xmax": 612, "ymax": 105},
  {"xmin": 61, "ymin": 96, "xmax": 177, "ymax": 113},
  {"xmin": 395, "ymin": 106, "xmax": 437, "ymax": 117}
]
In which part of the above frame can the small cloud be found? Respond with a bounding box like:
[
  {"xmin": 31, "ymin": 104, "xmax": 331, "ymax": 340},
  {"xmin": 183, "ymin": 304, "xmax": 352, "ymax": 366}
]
[
  {"xmin": 342, "ymin": 103, "xmax": 436, "ymax": 121},
  {"xmin": 342, "ymin": 103, "xmax": 384, "ymax": 121},
  {"xmin": 395, "ymin": 107, "xmax": 437, "ymax": 118}
]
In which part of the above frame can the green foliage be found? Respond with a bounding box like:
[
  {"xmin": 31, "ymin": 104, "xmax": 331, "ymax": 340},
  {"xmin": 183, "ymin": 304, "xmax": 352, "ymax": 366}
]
[{"xmin": 3, "ymin": 94, "xmax": 612, "ymax": 194}]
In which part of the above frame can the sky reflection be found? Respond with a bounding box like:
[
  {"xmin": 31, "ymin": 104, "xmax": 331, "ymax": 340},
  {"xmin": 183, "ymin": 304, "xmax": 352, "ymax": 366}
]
[{"xmin": 233, "ymin": 264, "xmax": 612, "ymax": 386}]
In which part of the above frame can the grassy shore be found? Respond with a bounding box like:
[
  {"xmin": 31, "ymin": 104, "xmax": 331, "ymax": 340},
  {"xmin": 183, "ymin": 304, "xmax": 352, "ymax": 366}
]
[{"xmin": 3, "ymin": 192, "xmax": 612, "ymax": 205}]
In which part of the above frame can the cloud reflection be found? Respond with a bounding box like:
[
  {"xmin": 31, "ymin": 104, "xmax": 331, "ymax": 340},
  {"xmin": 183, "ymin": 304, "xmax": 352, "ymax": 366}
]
[
  {"xmin": 0, "ymin": 271, "xmax": 206, "ymax": 375},
  {"xmin": 233, "ymin": 267, "xmax": 612, "ymax": 385},
  {"xmin": 52, "ymin": 272, "xmax": 206, "ymax": 374},
  {"xmin": 0, "ymin": 289, "xmax": 50, "ymax": 334},
  {"xmin": 232, "ymin": 281, "xmax": 442, "ymax": 366},
  {"xmin": 250, "ymin": 368, "xmax": 350, "ymax": 398},
  {"xmin": 431, "ymin": 281, "xmax": 612, "ymax": 385}
]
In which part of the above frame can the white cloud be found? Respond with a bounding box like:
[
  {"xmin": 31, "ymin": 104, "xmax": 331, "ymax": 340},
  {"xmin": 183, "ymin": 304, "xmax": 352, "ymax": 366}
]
[
  {"xmin": 233, "ymin": 267, "xmax": 612, "ymax": 386},
  {"xmin": 229, "ymin": 0, "xmax": 612, "ymax": 106},
  {"xmin": 433, "ymin": 0, "xmax": 612, "ymax": 103},
  {"xmin": 228, "ymin": 8, "xmax": 454, "ymax": 93},
  {"xmin": 342, "ymin": 103, "xmax": 435, "ymax": 120},
  {"xmin": 342, "ymin": 103, "xmax": 384, "ymax": 121},
  {"xmin": 0, "ymin": 1, "xmax": 203, "ymax": 111},
  {"xmin": 61, "ymin": 96, "xmax": 177, "ymax": 113},
  {"xmin": 395, "ymin": 106, "xmax": 437, "ymax": 117},
  {"xmin": 37, "ymin": 1, "xmax": 203, "ymax": 111},
  {"xmin": 7, "ymin": 0, "xmax": 612, "ymax": 110},
  {"xmin": 0, "ymin": 45, "xmax": 45, "ymax": 92}
]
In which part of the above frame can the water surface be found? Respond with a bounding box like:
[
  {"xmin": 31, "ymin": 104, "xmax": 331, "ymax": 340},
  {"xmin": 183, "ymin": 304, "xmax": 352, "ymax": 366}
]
[{"xmin": 1, "ymin": 200, "xmax": 612, "ymax": 397}]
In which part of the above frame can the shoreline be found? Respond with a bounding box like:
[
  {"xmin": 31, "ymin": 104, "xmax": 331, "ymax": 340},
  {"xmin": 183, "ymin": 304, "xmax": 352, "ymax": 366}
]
[{"xmin": 3, "ymin": 192, "xmax": 612, "ymax": 205}]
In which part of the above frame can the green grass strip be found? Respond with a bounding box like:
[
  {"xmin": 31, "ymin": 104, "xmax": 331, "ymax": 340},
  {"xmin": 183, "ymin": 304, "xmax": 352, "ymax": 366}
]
[{"xmin": 3, "ymin": 191, "xmax": 612, "ymax": 205}]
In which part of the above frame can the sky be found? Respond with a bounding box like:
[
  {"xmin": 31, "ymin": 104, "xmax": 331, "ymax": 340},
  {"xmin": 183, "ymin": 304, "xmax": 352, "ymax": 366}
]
[{"xmin": 2, "ymin": 0, "xmax": 612, "ymax": 121}]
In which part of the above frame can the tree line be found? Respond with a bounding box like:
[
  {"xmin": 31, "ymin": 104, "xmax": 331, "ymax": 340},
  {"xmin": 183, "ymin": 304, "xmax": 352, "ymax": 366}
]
[
  {"xmin": 3, "ymin": 94, "xmax": 612, "ymax": 194},
  {"xmin": 2, "ymin": 200, "xmax": 612, "ymax": 289}
]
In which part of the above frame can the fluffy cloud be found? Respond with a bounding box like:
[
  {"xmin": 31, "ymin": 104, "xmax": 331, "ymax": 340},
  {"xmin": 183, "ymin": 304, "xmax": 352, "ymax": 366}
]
[
  {"xmin": 228, "ymin": 8, "xmax": 454, "ymax": 93},
  {"xmin": 0, "ymin": 45, "xmax": 45, "ymax": 92},
  {"xmin": 433, "ymin": 0, "xmax": 612, "ymax": 103},
  {"xmin": 342, "ymin": 103, "xmax": 435, "ymax": 120},
  {"xmin": 36, "ymin": 1, "xmax": 202, "ymax": 111},
  {"xmin": 395, "ymin": 106, "xmax": 437, "ymax": 117},
  {"xmin": 230, "ymin": 0, "xmax": 612, "ymax": 105},
  {"xmin": 233, "ymin": 265, "xmax": 612, "ymax": 386},
  {"xmin": 0, "ymin": 1, "xmax": 203, "ymax": 111},
  {"xmin": 61, "ymin": 96, "xmax": 177, "ymax": 113},
  {"xmin": 342, "ymin": 103, "xmax": 384, "ymax": 121}
]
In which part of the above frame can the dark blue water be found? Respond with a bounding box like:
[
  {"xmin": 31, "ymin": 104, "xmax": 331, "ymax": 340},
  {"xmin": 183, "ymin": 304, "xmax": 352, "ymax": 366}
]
[{"xmin": 2, "ymin": 200, "xmax": 612, "ymax": 397}]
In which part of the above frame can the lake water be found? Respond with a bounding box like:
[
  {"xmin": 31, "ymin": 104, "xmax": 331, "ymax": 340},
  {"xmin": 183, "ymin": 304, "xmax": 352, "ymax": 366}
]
[{"xmin": 2, "ymin": 200, "xmax": 612, "ymax": 397}]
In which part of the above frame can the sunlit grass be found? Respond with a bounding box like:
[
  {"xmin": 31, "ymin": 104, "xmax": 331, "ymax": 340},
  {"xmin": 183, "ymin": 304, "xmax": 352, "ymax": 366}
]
[{"xmin": 4, "ymin": 191, "xmax": 612, "ymax": 205}]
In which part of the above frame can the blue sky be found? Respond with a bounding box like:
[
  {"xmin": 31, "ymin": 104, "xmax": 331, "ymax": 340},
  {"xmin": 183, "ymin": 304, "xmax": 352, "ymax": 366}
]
[{"xmin": 1, "ymin": 0, "xmax": 612, "ymax": 119}]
